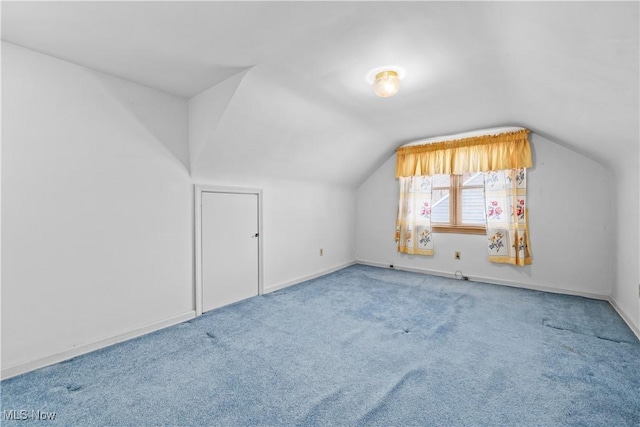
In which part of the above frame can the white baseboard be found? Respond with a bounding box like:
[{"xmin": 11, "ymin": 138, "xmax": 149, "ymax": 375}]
[
  {"xmin": 356, "ymin": 259, "xmax": 610, "ymax": 301},
  {"xmin": 6, "ymin": 264, "xmax": 636, "ymax": 381},
  {"xmin": 1, "ymin": 310, "xmax": 196, "ymax": 380},
  {"xmin": 608, "ymin": 297, "xmax": 640, "ymax": 342},
  {"xmin": 264, "ymin": 261, "xmax": 356, "ymax": 294}
]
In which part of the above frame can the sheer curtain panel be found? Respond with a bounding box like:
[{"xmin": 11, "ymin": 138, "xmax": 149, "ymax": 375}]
[
  {"xmin": 396, "ymin": 176, "xmax": 434, "ymax": 255},
  {"xmin": 484, "ymin": 169, "xmax": 532, "ymax": 266}
]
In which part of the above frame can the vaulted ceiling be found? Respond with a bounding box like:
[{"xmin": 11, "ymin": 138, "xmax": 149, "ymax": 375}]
[{"xmin": 2, "ymin": 2, "xmax": 638, "ymax": 186}]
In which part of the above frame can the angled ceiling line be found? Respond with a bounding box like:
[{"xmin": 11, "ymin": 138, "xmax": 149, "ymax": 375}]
[{"xmin": 188, "ymin": 67, "xmax": 253, "ymax": 173}]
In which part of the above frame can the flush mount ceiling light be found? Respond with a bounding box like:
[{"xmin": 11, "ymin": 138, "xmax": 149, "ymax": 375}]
[{"xmin": 366, "ymin": 66, "xmax": 406, "ymax": 97}]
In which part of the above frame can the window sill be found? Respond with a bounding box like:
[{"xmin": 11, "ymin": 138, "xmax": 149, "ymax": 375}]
[{"xmin": 433, "ymin": 225, "xmax": 486, "ymax": 235}]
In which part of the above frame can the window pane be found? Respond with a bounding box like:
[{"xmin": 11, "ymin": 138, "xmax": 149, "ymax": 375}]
[
  {"xmin": 432, "ymin": 174, "xmax": 450, "ymax": 188},
  {"xmin": 461, "ymin": 172, "xmax": 484, "ymax": 187},
  {"xmin": 431, "ymin": 189, "xmax": 450, "ymax": 223},
  {"xmin": 461, "ymin": 188, "xmax": 486, "ymax": 224}
]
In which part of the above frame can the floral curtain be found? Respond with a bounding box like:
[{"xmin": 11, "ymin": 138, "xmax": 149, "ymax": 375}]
[
  {"xmin": 484, "ymin": 168, "xmax": 532, "ymax": 266},
  {"xmin": 395, "ymin": 128, "xmax": 533, "ymax": 265},
  {"xmin": 395, "ymin": 176, "xmax": 434, "ymax": 255}
]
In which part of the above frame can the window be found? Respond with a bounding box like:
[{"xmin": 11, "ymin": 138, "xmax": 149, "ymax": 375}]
[
  {"xmin": 395, "ymin": 128, "xmax": 532, "ymax": 264},
  {"xmin": 431, "ymin": 172, "xmax": 486, "ymax": 234}
]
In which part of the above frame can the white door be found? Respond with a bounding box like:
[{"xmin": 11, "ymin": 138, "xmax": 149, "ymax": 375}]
[{"xmin": 201, "ymin": 192, "xmax": 259, "ymax": 312}]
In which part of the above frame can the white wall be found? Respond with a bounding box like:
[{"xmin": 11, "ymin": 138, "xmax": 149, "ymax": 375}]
[
  {"xmin": 189, "ymin": 79, "xmax": 357, "ymax": 292},
  {"xmin": 611, "ymin": 161, "xmax": 640, "ymax": 333},
  {"xmin": 191, "ymin": 175, "xmax": 357, "ymax": 292},
  {"xmin": 264, "ymin": 180, "xmax": 356, "ymax": 289},
  {"xmin": 1, "ymin": 43, "xmax": 194, "ymax": 376},
  {"xmin": 356, "ymin": 133, "xmax": 613, "ymax": 299}
]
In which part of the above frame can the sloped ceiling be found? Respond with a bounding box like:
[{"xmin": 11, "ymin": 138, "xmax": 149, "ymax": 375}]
[{"xmin": 2, "ymin": 2, "xmax": 638, "ymax": 186}]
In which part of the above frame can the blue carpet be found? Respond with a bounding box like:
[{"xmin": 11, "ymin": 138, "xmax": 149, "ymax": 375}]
[{"xmin": 2, "ymin": 264, "xmax": 639, "ymax": 426}]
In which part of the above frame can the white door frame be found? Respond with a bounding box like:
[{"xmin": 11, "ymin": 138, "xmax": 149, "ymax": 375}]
[{"xmin": 194, "ymin": 184, "xmax": 264, "ymax": 316}]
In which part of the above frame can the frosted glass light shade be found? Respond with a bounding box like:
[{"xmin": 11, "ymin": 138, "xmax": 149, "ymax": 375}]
[{"xmin": 374, "ymin": 70, "xmax": 400, "ymax": 97}]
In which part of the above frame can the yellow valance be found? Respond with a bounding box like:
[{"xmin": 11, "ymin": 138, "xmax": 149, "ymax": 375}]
[{"xmin": 395, "ymin": 129, "xmax": 532, "ymax": 177}]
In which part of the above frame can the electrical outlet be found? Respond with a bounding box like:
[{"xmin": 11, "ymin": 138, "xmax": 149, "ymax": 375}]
[
  {"xmin": 320, "ymin": 248, "xmax": 324, "ymax": 256},
  {"xmin": 455, "ymin": 251, "xmax": 461, "ymax": 260}
]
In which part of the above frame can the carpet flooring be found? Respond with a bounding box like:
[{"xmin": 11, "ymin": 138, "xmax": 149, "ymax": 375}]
[{"xmin": 2, "ymin": 264, "xmax": 639, "ymax": 426}]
